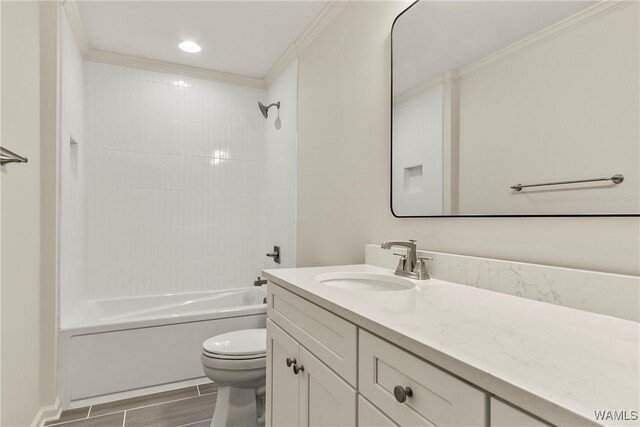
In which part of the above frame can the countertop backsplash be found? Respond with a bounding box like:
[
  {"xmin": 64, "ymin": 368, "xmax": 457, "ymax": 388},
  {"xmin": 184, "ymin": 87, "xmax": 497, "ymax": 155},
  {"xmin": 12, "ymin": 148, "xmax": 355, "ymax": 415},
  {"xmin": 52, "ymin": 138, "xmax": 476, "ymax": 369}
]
[{"xmin": 365, "ymin": 244, "xmax": 639, "ymax": 322}]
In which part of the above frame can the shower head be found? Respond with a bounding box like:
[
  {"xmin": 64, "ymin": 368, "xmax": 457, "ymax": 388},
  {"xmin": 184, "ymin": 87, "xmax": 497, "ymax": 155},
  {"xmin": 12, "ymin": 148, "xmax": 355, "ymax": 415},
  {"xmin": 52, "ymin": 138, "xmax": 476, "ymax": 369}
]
[{"xmin": 258, "ymin": 101, "xmax": 280, "ymax": 119}]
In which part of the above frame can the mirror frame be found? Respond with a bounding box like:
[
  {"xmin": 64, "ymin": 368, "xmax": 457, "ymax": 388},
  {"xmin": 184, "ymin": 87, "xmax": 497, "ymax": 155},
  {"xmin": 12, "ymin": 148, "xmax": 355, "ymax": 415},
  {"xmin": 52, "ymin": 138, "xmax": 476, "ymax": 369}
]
[{"xmin": 390, "ymin": 0, "xmax": 639, "ymax": 218}]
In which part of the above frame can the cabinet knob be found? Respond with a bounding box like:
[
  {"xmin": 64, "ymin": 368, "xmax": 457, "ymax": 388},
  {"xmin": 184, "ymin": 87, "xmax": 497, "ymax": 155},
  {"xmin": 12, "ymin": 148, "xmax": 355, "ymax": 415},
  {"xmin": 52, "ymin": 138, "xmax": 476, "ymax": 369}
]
[
  {"xmin": 393, "ymin": 385, "xmax": 413, "ymax": 403},
  {"xmin": 293, "ymin": 364, "xmax": 304, "ymax": 375},
  {"xmin": 286, "ymin": 357, "xmax": 296, "ymax": 367}
]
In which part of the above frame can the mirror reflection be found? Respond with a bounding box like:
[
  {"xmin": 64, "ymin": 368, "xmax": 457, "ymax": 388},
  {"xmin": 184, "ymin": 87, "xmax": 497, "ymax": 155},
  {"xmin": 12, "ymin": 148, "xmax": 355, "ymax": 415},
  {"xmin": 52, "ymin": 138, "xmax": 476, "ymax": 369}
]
[{"xmin": 391, "ymin": 1, "xmax": 639, "ymax": 216}]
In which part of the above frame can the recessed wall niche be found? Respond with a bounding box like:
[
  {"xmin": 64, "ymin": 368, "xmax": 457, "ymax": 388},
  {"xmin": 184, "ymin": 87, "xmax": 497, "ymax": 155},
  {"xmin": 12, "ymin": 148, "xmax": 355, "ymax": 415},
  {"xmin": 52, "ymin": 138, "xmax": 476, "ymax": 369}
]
[
  {"xmin": 69, "ymin": 137, "xmax": 78, "ymax": 181},
  {"xmin": 403, "ymin": 164, "xmax": 423, "ymax": 194}
]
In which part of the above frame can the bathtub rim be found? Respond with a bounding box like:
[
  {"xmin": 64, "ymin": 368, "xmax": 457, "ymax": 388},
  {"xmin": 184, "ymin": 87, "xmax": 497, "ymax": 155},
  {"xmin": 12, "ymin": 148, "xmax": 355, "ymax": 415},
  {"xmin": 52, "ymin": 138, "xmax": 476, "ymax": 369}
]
[{"xmin": 60, "ymin": 287, "xmax": 267, "ymax": 334}]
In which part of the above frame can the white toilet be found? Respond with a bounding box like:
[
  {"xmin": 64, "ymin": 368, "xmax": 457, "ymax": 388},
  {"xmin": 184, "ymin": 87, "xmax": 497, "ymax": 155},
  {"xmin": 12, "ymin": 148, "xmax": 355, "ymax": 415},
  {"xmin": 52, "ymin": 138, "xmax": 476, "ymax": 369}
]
[{"xmin": 201, "ymin": 328, "xmax": 267, "ymax": 427}]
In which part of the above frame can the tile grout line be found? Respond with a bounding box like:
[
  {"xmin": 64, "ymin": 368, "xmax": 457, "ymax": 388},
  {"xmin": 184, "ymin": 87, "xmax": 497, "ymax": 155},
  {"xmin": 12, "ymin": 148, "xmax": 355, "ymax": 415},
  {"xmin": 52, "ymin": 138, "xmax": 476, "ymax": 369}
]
[
  {"xmin": 50, "ymin": 384, "xmax": 216, "ymax": 426},
  {"xmin": 87, "ymin": 390, "xmax": 218, "ymax": 419},
  {"xmin": 46, "ymin": 411, "xmax": 125, "ymax": 427},
  {"xmin": 50, "ymin": 405, "xmax": 93, "ymax": 425},
  {"xmin": 176, "ymin": 417, "xmax": 213, "ymax": 427}
]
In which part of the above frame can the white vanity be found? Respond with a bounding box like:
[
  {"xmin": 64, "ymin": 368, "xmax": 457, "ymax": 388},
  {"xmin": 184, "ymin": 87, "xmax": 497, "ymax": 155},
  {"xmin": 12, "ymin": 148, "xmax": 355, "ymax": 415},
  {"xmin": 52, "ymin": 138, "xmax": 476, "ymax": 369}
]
[{"xmin": 263, "ymin": 257, "xmax": 639, "ymax": 427}]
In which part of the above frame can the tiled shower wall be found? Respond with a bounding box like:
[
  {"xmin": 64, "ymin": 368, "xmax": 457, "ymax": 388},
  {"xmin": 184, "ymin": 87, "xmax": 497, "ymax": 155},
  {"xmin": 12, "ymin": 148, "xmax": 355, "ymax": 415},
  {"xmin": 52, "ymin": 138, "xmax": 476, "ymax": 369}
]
[
  {"xmin": 83, "ymin": 62, "xmax": 267, "ymax": 299},
  {"xmin": 392, "ymin": 84, "xmax": 443, "ymax": 216}
]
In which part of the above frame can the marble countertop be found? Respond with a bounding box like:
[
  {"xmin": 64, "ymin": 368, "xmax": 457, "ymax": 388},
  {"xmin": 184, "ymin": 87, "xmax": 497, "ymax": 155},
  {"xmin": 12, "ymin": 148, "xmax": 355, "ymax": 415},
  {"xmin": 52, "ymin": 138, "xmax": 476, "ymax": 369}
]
[{"xmin": 263, "ymin": 264, "xmax": 640, "ymax": 427}]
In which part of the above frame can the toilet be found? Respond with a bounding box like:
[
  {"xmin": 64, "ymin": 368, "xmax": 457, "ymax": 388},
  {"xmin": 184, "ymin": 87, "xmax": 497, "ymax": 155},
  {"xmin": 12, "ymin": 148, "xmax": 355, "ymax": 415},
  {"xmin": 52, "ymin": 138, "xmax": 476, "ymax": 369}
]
[{"xmin": 201, "ymin": 328, "xmax": 267, "ymax": 427}]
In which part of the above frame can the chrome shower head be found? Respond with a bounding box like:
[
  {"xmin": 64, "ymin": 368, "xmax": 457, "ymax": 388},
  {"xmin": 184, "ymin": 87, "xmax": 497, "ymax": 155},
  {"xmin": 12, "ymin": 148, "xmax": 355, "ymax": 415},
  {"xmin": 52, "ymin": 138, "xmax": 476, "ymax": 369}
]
[{"xmin": 258, "ymin": 101, "xmax": 280, "ymax": 119}]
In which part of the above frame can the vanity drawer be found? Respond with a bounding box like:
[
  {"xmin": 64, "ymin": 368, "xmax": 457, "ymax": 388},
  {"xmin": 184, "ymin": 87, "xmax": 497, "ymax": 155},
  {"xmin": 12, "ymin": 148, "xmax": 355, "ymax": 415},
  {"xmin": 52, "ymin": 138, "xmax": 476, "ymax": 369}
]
[
  {"xmin": 267, "ymin": 283, "xmax": 357, "ymax": 386},
  {"xmin": 359, "ymin": 331, "xmax": 487, "ymax": 426}
]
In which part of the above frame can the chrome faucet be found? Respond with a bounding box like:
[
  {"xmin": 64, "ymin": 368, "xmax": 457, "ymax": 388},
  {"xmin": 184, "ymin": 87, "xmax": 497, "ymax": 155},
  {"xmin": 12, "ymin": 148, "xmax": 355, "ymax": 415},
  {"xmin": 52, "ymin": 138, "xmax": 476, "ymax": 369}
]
[{"xmin": 381, "ymin": 240, "xmax": 431, "ymax": 280}]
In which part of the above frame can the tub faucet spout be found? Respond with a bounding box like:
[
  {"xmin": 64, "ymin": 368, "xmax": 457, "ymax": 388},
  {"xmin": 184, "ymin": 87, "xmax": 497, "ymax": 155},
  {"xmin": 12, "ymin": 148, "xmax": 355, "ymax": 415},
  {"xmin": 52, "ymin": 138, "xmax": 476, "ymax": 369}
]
[{"xmin": 253, "ymin": 277, "xmax": 267, "ymax": 287}]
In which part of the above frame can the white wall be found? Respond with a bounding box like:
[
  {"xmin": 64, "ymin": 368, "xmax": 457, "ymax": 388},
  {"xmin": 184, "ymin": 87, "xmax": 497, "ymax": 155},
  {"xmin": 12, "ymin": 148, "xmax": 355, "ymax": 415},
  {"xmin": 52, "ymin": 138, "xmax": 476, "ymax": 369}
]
[
  {"xmin": 60, "ymin": 10, "xmax": 85, "ymax": 318},
  {"xmin": 264, "ymin": 59, "xmax": 297, "ymax": 269},
  {"xmin": 82, "ymin": 62, "xmax": 266, "ymax": 301},
  {"xmin": 457, "ymin": 2, "xmax": 639, "ymax": 214},
  {"xmin": 1, "ymin": 3, "xmax": 42, "ymax": 423},
  {"xmin": 1, "ymin": 1, "xmax": 58, "ymax": 424},
  {"xmin": 297, "ymin": 0, "xmax": 640, "ymax": 276}
]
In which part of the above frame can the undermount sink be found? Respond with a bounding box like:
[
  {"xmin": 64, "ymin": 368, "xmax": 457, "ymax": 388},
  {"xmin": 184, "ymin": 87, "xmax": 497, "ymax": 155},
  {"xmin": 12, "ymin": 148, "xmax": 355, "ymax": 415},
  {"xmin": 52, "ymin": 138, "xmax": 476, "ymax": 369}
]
[{"xmin": 315, "ymin": 272, "xmax": 416, "ymax": 292}]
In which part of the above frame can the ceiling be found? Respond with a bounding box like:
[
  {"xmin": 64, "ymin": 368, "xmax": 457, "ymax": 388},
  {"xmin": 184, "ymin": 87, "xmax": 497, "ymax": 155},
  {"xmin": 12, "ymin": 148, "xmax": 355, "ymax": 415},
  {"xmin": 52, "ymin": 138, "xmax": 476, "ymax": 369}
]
[
  {"xmin": 77, "ymin": 1, "xmax": 328, "ymax": 79},
  {"xmin": 393, "ymin": 1, "xmax": 596, "ymax": 96}
]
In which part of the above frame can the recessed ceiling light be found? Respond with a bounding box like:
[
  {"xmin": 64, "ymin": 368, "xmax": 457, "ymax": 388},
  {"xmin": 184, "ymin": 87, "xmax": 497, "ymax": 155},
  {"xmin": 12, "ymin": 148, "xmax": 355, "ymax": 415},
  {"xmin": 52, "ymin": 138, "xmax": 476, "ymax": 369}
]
[{"xmin": 178, "ymin": 41, "xmax": 201, "ymax": 53}]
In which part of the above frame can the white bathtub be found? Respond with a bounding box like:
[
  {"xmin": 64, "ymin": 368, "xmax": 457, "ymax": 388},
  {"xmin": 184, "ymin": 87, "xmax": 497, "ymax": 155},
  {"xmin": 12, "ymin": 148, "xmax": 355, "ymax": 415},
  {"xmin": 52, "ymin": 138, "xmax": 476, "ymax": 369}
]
[{"xmin": 58, "ymin": 288, "xmax": 267, "ymax": 407}]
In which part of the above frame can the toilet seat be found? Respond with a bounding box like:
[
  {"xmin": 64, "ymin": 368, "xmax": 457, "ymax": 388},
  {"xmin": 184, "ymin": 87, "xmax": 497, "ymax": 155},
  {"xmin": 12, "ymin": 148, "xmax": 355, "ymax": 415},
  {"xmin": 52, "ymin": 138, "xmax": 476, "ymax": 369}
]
[
  {"xmin": 202, "ymin": 329, "xmax": 266, "ymax": 359},
  {"xmin": 202, "ymin": 328, "xmax": 266, "ymax": 370},
  {"xmin": 203, "ymin": 351, "xmax": 265, "ymax": 360}
]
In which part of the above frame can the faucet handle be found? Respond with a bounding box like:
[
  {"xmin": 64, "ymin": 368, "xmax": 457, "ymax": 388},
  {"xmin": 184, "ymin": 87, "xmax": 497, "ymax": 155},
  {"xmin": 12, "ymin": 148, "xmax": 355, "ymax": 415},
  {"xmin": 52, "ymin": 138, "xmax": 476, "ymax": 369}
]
[
  {"xmin": 393, "ymin": 253, "xmax": 407, "ymax": 271},
  {"xmin": 413, "ymin": 257, "xmax": 431, "ymax": 280}
]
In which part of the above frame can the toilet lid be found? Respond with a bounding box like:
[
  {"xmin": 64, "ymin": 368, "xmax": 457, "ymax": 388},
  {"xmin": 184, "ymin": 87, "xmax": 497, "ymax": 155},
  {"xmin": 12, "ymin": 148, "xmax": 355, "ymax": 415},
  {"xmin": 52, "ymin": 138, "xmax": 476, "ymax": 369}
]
[{"xmin": 203, "ymin": 328, "xmax": 266, "ymax": 358}]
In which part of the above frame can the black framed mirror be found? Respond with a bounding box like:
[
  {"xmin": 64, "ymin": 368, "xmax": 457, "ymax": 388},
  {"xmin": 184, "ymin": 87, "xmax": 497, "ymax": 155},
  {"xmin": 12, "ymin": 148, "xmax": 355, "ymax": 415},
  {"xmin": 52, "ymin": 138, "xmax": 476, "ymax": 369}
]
[{"xmin": 391, "ymin": 0, "xmax": 639, "ymax": 217}]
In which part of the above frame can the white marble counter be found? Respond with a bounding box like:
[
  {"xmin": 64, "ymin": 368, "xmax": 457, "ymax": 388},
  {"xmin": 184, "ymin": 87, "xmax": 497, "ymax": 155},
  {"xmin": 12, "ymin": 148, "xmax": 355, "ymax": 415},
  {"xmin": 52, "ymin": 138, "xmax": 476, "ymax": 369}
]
[{"xmin": 263, "ymin": 264, "xmax": 640, "ymax": 427}]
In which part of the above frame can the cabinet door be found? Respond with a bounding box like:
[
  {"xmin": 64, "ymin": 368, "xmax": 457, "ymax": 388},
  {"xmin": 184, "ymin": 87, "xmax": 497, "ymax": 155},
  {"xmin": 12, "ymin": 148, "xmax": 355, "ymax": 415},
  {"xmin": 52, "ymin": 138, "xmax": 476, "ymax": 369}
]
[
  {"xmin": 491, "ymin": 398, "xmax": 549, "ymax": 426},
  {"xmin": 299, "ymin": 347, "xmax": 357, "ymax": 427},
  {"xmin": 267, "ymin": 320, "xmax": 300, "ymax": 427},
  {"xmin": 359, "ymin": 396, "xmax": 398, "ymax": 427}
]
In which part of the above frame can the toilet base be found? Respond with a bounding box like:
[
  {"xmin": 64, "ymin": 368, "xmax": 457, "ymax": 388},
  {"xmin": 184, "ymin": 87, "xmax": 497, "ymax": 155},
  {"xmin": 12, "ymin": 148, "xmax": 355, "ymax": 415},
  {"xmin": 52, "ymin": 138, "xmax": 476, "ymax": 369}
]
[{"xmin": 211, "ymin": 385, "xmax": 264, "ymax": 427}]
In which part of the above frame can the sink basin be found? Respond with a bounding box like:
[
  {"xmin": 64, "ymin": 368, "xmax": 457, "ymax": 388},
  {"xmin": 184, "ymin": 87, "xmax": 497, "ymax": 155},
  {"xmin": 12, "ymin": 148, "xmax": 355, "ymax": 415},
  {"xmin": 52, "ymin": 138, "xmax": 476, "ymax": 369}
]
[{"xmin": 315, "ymin": 272, "xmax": 416, "ymax": 292}]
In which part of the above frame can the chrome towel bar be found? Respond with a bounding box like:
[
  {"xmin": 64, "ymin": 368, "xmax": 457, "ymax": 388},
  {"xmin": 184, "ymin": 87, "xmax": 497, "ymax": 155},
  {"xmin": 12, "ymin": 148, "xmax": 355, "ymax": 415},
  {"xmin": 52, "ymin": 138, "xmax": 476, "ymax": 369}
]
[
  {"xmin": 511, "ymin": 174, "xmax": 624, "ymax": 192},
  {"xmin": 0, "ymin": 146, "xmax": 28, "ymax": 166}
]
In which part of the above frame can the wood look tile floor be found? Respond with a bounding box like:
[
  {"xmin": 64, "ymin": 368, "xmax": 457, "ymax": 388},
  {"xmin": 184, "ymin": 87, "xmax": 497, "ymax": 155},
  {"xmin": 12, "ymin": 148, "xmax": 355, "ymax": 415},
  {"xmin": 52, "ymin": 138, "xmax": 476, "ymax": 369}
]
[{"xmin": 45, "ymin": 383, "xmax": 218, "ymax": 427}]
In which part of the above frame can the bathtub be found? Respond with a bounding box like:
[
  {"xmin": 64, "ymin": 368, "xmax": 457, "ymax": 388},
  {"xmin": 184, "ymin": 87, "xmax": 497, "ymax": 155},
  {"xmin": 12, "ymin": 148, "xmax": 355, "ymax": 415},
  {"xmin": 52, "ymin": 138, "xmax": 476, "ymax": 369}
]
[{"xmin": 58, "ymin": 287, "xmax": 266, "ymax": 407}]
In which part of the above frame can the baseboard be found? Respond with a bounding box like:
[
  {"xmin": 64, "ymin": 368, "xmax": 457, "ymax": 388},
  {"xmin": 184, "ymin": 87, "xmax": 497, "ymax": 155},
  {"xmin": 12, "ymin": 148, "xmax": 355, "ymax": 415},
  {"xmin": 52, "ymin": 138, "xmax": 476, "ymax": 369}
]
[{"xmin": 31, "ymin": 398, "xmax": 62, "ymax": 427}]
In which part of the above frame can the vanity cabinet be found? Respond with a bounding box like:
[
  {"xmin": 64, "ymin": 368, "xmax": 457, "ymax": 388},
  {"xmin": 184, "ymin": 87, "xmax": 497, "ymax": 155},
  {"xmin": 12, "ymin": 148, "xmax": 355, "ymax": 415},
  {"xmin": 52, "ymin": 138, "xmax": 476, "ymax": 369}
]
[
  {"xmin": 266, "ymin": 320, "xmax": 356, "ymax": 426},
  {"xmin": 266, "ymin": 283, "xmax": 551, "ymax": 427}
]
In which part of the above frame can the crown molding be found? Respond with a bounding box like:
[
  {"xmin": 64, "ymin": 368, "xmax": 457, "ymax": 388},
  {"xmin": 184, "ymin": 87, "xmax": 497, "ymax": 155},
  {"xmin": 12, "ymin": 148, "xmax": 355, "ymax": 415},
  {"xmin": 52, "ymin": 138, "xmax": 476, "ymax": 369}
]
[
  {"xmin": 457, "ymin": 0, "xmax": 632, "ymax": 79},
  {"xmin": 395, "ymin": 2, "xmax": 631, "ymax": 101},
  {"xmin": 85, "ymin": 50, "xmax": 266, "ymax": 89},
  {"xmin": 295, "ymin": 0, "xmax": 347, "ymax": 56},
  {"xmin": 61, "ymin": 0, "xmax": 90, "ymax": 55},
  {"xmin": 61, "ymin": 0, "xmax": 347, "ymax": 90},
  {"xmin": 264, "ymin": 0, "xmax": 347, "ymax": 86},
  {"xmin": 264, "ymin": 44, "xmax": 298, "ymax": 87}
]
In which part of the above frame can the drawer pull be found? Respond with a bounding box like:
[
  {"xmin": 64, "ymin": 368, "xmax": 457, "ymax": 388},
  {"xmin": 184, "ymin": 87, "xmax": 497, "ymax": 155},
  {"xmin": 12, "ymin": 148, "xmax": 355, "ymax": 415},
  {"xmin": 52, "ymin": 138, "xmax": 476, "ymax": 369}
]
[
  {"xmin": 286, "ymin": 357, "xmax": 296, "ymax": 367},
  {"xmin": 393, "ymin": 385, "xmax": 413, "ymax": 403},
  {"xmin": 293, "ymin": 364, "xmax": 305, "ymax": 375}
]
